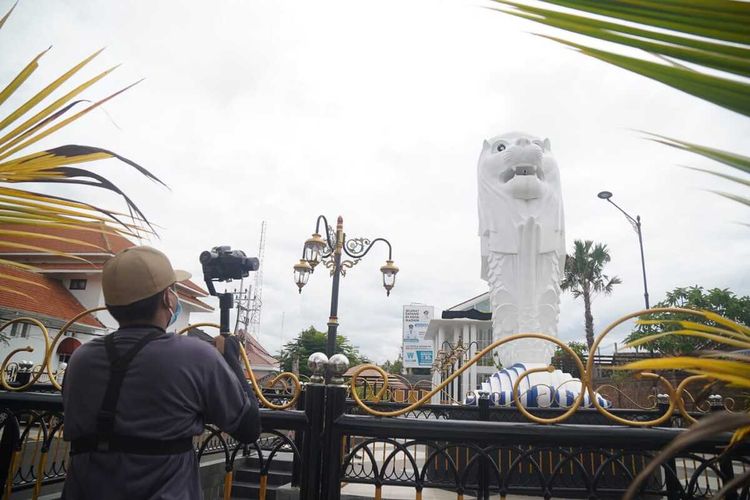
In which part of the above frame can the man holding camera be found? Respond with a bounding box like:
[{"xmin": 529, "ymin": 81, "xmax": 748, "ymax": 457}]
[{"xmin": 62, "ymin": 246, "xmax": 260, "ymax": 499}]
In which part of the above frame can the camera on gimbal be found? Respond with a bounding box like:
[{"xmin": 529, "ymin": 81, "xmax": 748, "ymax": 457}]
[{"xmin": 200, "ymin": 245, "xmax": 259, "ymax": 296}]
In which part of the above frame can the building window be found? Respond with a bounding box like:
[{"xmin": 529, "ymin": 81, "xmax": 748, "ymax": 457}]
[
  {"xmin": 477, "ymin": 327, "xmax": 495, "ymax": 367},
  {"xmin": 69, "ymin": 279, "xmax": 87, "ymax": 290},
  {"xmin": 58, "ymin": 354, "xmax": 71, "ymax": 364},
  {"xmin": 10, "ymin": 322, "xmax": 30, "ymax": 338}
]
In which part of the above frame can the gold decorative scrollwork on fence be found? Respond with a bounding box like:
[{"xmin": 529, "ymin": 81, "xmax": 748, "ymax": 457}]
[
  {"xmin": 0, "ymin": 308, "xmax": 108, "ymax": 391},
  {"xmin": 0, "ymin": 317, "xmax": 51, "ymax": 391},
  {"xmin": 350, "ymin": 332, "xmax": 585, "ymax": 419},
  {"xmin": 177, "ymin": 323, "xmax": 301, "ymax": 410},
  {"xmin": 0, "ymin": 311, "xmax": 301, "ymax": 411},
  {"xmin": 592, "ymin": 384, "xmax": 659, "ymax": 410},
  {"xmin": 47, "ymin": 306, "xmax": 109, "ymax": 390},
  {"xmin": 349, "ymin": 307, "xmax": 731, "ymax": 427},
  {"xmin": 674, "ymin": 375, "xmax": 712, "ymax": 425}
]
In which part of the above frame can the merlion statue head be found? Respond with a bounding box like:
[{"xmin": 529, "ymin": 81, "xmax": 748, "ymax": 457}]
[
  {"xmin": 478, "ymin": 131, "xmax": 555, "ymax": 201},
  {"xmin": 478, "ymin": 131, "xmax": 565, "ymax": 280}
]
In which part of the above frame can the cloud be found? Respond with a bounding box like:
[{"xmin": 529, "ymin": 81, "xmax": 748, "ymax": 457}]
[{"xmin": 5, "ymin": 0, "xmax": 748, "ymax": 364}]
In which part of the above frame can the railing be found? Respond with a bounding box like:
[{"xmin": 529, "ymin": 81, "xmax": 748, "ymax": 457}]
[
  {"xmin": 1, "ymin": 383, "xmax": 749, "ymax": 499},
  {"xmin": 337, "ymin": 410, "xmax": 750, "ymax": 499},
  {"xmin": 1, "ymin": 307, "xmax": 749, "ymax": 499},
  {"xmin": 0, "ymin": 390, "xmax": 307, "ymax": 499}
]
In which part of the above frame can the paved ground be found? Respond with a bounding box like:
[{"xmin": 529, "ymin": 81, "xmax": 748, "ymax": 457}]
[{"xmin": 340, "ymin": 483, "xmax": 568, "ymax": 499}]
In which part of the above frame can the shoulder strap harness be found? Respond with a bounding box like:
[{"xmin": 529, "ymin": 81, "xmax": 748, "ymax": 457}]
[{"xmin": 71, "ymin": 328, "xmax": 193, "ymax": 455}]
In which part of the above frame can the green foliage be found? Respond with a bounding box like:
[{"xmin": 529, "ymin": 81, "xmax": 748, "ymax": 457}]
[
  {"xmin": 379, "ymin": 356, "xmax": 403, "ymax": 375},
  {"xmin": 552, "ymin": 340, "xmax": 588, "ymax": 361},
  {"xmin": 608, "ymin": 368, "xmax": 631, "ymax": 386},
  {"xmin": 625, "ymin": 286, "xmax": 750, "ymax": 355},
  {"xmin": 277, "ymin": 326, "xmax": 369, "ymax": 377},
  {"xmin": 551, "ymin": 340, "xmax": 588, "ymax": 377},
  {"xmin": 561, "ymin": 240, "xmax": 622, "ymax": 348}
]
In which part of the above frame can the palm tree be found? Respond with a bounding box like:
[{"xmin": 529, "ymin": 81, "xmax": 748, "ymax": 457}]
[
  {"xmin": 561, "ymin": 240, "xmax": 622, "ymax": 349},
  {"xmin": 0, "ymin": 2, "xmax": 162, "ymax": 296}
]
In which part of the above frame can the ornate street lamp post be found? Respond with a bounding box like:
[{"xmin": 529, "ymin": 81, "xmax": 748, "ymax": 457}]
[
  {"xmin": 597, "ymin": 191, "xmax": 650, "ymax": 309},
  {"xmin": 293, "ymin": 215, "xmax": 398, "ymax": 357}
]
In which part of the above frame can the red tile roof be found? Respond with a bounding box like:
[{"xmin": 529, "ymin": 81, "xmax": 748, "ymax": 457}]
[
  {"xmin": 178, "ymin": 279, "xmax": 209, "ymax": 297},
  {"xmin": 0, "ymin": 225, "xmax": 210, "ymax": 298},
  {"xmin": 33, "ymin": 264, "xmax": 210, "ymax": 301},
  {"xmin": 176, "ymin": 290, "xmax": 213, "ymax": 311},
  {"xmin": 0, "ymin": 265, "xmax": 104, "ymax": 328},
  {"xmin": 0, "ymin": 223, "xmax": 135, "ymax": 255},
  {"xmin": 240, "ymin": 330, "xmax": 279, "ymax": 368},
  {"xmin": 33, "ymin": 262, "xmax": 104, "ymax": 271}
]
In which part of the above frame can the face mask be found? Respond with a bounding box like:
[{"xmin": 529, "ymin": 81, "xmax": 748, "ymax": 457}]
[{"xmin": 167, "ymin": 288, "xmax": 182, "ymax": 327}]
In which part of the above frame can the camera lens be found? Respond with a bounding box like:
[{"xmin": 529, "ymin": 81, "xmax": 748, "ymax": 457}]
[{"xmin": 199, "ymin": 251, "xmax": 213, "ymax": 264}]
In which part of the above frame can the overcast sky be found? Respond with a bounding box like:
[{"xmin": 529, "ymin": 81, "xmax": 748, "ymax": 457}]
[{"xmin": 3, "ymin": 0, "xmax": 749, "ymax": 363}]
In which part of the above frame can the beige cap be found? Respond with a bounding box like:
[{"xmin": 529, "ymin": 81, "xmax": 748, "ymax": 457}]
[{"xmin": 103, "ymin": 246, "xmax": 191, "ymax": 306}]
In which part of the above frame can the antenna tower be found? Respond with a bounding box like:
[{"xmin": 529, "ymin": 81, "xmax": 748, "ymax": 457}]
[{"xmin": 248, "ymin": 221, "xmax": 266, "ymax": 340}]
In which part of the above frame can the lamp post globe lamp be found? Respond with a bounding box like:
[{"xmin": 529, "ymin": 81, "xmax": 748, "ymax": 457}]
[
  {"xmin": 293, "ymin": 259, "xmax": 312, "ymax": 293},
  {"xmin": 303, "ymin": 233, "xmax": 327, "ymax": 270},
  {"xmin": 380, "ymin": 260, "xmax": 399, "ymax": 296}
]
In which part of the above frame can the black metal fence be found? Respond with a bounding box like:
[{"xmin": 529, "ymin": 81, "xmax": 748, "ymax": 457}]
[{"xmin": 1, "ymin": 383, "xmax": 749, "ymax": 500}]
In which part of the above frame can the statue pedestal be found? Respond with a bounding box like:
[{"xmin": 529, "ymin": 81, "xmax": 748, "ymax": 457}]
[{"xmin": 465, "ymin": 363, "xmax": 610, "ymax": 408}]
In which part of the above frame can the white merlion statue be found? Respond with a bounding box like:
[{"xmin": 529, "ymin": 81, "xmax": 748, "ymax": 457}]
[
  {"xmin": 478, "ymin": 131, "xmax": 565, "ymax": 368},
  {"xmin": 472, "ymin": 135, "xmax": 609, "ymax": 409}
]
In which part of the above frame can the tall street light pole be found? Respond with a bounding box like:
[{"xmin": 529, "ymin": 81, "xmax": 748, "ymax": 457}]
[
  {"xmin": 293, "ymin": 215, "xmax": 399, "ymax": 357},
  {"xmin": 597, "ymin": 191, "xmax": 650, "ymax": 309}
]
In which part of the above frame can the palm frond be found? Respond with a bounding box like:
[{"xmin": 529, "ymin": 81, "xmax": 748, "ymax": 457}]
[
  {"xmin": 0, "ymin": 46, "xmax": 49, "ymax": 108},
  {"xmin": 626, "ymin": 329, "xmax": 750, "ymax": 350},
  {"xmin": 490, "ymin": 1, "xmax": 750, "ymax": 116},
  {"xmin": 712, "ymin": 190, "xmax": 750, "ymax": 209},
  {"xmin": 489, "ymin": 0, "xmax": 750, "ymax": 216},
  {"xmin": 0, "ymin": 271, "xmax": 45, "ymax": 288},
  {"xmin": 0, "ymin": 1, "xmax": 16, "ymax": 31},
  {"xmin": 0, "ymin": 258, "xmax": 34, "ymax": 270},
  {"xmin": 0, "ymin": 228, "xmax": 103, "ymax": 250},
  {"xmin": 0, "ymin": 64, "xmax": 119, "ymax": 149},
  {"xmin": 636, "ymin": 319, "xmax": 749, "ymax": 340},
  {"xmin": 0, "ymin": 48, "xmax": 105, "ymax": 132},
  {"xmin": 682, "ymin": 167, "xmax": 750, "ymax": 188},
  {"xmin": 701, "ymin": 310, "xmax": 750, "ymax": 334},
  {"xmin": 0, "ymin": 78, "xmax": 143, "ymax": 160},
  {"xmin": 643, "ymin": 132, "xmax": 750, "ymax": 175},
  {"xmin": 623, "ymin": 412, "xmax": 750, "ymax": 499},
  {"xmin": 0, "ymin": 1, "xmax": 164, "ymax": 294}
]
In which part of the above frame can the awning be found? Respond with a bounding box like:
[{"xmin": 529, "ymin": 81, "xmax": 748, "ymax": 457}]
[
  {"xmin": 57, "ymin": 337, "xmax": 82, "ymax": 356},
  {"xmin": 441, "ymin": 308, "xmax": 491, "ymax": 320}
]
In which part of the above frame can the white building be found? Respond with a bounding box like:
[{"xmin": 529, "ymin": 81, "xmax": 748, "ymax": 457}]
[
  {"xmin": 425, "ymin": 292, "xmax": 496, "ymax": 404},
  {"xmin": 0, "ymin": 224, "xmax": 213, "ymax": 381}
]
